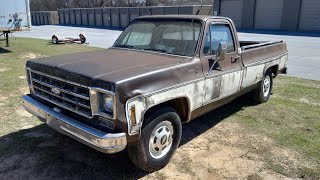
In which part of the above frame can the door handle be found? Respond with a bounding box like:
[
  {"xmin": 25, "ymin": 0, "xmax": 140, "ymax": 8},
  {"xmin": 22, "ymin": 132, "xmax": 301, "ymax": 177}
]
[{"xmin": 231, "ymin": 56, "xmax": 240, "ymax": 63}]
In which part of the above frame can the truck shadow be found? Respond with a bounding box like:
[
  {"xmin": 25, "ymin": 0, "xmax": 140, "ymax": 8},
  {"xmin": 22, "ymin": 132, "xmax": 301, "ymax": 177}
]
[
  {"xmin": 180, "ymin": 95, "xmax": 258, "ymax": 146},
  {"xmin": 0, "ymin": 47, "xmax": 12, "ymax": 54},
  {"xmin": 0, "ymin": 95, "xmax": 257, "ymax": 179}
]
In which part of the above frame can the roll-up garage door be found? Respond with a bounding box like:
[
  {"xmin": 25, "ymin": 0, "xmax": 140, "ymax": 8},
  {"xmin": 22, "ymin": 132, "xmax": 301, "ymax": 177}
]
[
  {"xmin": 299, "ymin": 0, "xmax": 320, "ymax": 31},
  {"xmin": 254, "ymin": 0, "xmax": 284, "ymax": 29},
  {"xmin": 220, "ymin": 0, "xmax": 243, "ymax": 28}
]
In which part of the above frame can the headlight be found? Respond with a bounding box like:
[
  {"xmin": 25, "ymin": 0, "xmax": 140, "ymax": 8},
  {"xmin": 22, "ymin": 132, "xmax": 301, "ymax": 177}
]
[
  {"xmin": 89, "ymin": 88, "xmax": 115, "ymax": 118},
  {"xmin": 103, "ymin": 94, "xmax": 114, "ymax": 113}
]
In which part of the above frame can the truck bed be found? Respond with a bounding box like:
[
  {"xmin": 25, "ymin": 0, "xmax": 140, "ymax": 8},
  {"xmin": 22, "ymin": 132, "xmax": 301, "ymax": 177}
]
[
  {"xmin": 240, "ymin": 40, "xmax": 288, "ymax": 66},
  {"xmin": 240, "ymin": 41, "xmax": 283, "ymax": 51}
]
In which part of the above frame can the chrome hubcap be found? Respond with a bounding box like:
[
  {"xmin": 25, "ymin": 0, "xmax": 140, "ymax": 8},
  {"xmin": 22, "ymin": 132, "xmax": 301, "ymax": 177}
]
[
  {"xmin": 149, "ymin": 121, "xmax": 174, "ymax": 159},
  {"xmin": 263, "ymin": 76, "xmax": 271, "ymax": 97}
]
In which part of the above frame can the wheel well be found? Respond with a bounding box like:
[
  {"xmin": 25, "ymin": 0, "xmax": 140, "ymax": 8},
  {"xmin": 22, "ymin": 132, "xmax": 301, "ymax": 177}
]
[
  {"xmin": 268, "ymin": 65, "xmax": 279, "ymax": 76},
  {"xmin": 143, "ymin": 97, "xmax": 190, "ymax": 124}
]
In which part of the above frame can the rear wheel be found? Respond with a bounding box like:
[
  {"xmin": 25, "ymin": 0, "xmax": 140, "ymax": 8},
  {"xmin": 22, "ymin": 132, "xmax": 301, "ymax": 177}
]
[
  {"xmin": 51, "ymin": 35, "xmax": 59, "ymax": 44},
  {"xmin": 79, "ymin": 33, "xmax": 86, "ymax": 44},
  {"xmin": 253, "ymin": 69, "xmax": 273, "ymax": 103},
  {"xmin": 128, "ymin": 107, "xmax": 182, "ymax": 172}
]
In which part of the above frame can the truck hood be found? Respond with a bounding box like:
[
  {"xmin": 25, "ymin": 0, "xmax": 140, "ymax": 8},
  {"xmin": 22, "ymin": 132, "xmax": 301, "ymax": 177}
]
[{"xmin": 26, "ymin": 48, "xmax": 190, "ymax": 89}]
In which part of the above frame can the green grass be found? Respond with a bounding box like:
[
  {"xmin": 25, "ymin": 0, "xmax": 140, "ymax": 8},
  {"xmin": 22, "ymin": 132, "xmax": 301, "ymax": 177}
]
[{"xmin": 235, "ymin": 76, "xmax": 320, "ymax": 163}]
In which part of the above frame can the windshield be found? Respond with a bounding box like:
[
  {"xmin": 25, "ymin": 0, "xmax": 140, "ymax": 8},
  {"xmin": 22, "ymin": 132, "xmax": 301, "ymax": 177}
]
[{"xmin": 113, "ymin": 19, "xmax": 202, "ymax": 57}]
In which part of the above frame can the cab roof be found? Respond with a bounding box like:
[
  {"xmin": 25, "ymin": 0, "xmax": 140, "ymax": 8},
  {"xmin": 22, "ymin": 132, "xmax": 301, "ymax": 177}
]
[{"xmin": 134, "ymin": 15, "xmax": 229, "ymax": 22}]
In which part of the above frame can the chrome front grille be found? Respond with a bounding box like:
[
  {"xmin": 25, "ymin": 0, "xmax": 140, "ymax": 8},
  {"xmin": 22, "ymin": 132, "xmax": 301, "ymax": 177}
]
[{"xmin": 29, "ymin": 70, "xmax": 92, "ymax": 118}]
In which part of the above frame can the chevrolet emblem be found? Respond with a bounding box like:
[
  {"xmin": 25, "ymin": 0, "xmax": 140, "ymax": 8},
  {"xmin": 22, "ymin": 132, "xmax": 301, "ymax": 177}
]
[{"xmin": 51, "ymin": 87, "xmax": 61, "ymax": 95}]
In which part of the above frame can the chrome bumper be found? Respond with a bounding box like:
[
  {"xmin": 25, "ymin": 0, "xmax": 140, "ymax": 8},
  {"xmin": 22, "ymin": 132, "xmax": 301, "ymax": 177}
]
[{"xmin": 22, "ymin": 95, "xmax": 127, "ymax": 154}]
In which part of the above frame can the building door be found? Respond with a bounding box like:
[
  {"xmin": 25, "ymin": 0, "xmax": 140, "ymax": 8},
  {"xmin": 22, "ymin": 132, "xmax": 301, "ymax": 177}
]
[
  {"xmin": 254, "ymin": 0, "xmax": 284, "ymax": 29},
  {"xmin": 220, "ymin": 0, "xmax": 243, "ymax": 28},
  {"xmin": 299, "ymin": 0, "xmax": 320, "ymax": 31}
]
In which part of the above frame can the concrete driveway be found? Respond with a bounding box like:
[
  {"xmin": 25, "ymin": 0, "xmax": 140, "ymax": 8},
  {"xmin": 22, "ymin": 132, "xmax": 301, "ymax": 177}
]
[{"xmin": 12, "ymin": 25, "xmax": 320, "ymax": 80}]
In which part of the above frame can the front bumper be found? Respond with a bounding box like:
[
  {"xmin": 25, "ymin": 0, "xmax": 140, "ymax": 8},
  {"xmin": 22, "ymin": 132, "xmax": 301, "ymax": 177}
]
[{"xmin": 22, "ymin": 95, "xmax": 127, "ymax": 154}]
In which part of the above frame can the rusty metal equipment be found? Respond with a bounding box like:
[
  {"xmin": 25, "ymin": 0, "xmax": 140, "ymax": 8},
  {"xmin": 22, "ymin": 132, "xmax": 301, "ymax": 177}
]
[
  {"xmin": 51, "ymin": 33, "xmax": 87, "ymax": 44},
  {"xmin": 0, "ymin": 31, "xmax": 10, "ymax": 47}
]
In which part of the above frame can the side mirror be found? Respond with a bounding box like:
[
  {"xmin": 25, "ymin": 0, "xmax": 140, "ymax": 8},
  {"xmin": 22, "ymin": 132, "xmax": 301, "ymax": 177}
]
[{"xmin": 216, "ymin": 42, "xmax": 227, "ymax": 61}]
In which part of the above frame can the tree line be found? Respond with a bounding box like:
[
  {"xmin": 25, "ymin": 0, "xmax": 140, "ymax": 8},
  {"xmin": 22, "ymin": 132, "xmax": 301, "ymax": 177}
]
[{"xmin": 30, "ymin": 0, "xmax": 213, "ymax": 11}]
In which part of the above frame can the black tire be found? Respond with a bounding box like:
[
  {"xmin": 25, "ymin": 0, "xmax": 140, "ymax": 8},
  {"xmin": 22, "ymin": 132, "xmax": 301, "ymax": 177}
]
[
  {"xmin": 79, "ymin": 33, "xmax": 86, "ymax": 44},
  {"xmin": 128, "ymin": 107, "xmax": 182, "ymax": 172},
  {"xmin": 253, "ymin": 69, "xmax": 273, "ymax": 103},
  {"xmin": 52, "ymin": 35, "xmax": 59, "ymax": 44}
]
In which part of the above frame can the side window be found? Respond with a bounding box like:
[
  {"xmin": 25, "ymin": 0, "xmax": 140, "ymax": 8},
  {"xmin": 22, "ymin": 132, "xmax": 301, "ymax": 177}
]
[{"xmin": 203, "ymin": 24, "xmax": 235, "ymax": 55}]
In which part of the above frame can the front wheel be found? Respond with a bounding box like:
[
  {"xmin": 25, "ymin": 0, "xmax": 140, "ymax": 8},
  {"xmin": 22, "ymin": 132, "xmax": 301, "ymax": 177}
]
[
  {"xmin": 128, "ymin": 107, "xmax": 182, "ymax": 172},
  {"xmin": 253, "ymin": 69, "xmax": 273, "ymax": 103}
]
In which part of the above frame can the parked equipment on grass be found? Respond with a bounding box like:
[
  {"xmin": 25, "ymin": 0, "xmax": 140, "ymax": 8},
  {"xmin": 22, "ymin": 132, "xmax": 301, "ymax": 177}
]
[
  {"xmin": 0, "ymin": 0, "xmax": 32, "ymax": 47},
  {"xmin": 51, "ymin": 33, "xmax": 87, "ymax": 44}
]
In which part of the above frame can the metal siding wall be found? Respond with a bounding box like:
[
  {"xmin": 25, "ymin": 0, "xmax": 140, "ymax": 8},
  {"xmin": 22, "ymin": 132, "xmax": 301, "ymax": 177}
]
[
  {"xmin": 58, "ymin": 9, "xmax": 64, "ymax": 24},
  {"xmin": 102, "ymin": 8, "xmax": 111, "ymax": 27},
  {"xmin": 129, "ymin": 7, "xmax": 139, "ymax": 22},
  {"xmin": 88, "ymin": 9, "xmax": 95, "ymax": 26},
  {"xmin": 69, "ymin": 9, "xmax": 76, "ymax": 25},
  {"xmin": 95, "ymin": 9, "xmax": 103, "ymax": 27},
  {"xmin": 111, "ymin": 8, "xmax": 120, "ymax": 28},
  {"xmin": 281, "ymin": 0, "xmax": 301, "ymax": 30},
  {"xmin": 119, "ymin": 8, "xmax": 129, "ymax": 28},
  {"xmin": 241, "ymin": 0, "xmax": 255, "ymax": 29},
  {"xmin": 254, "ymin": 0, "xmax": 284, "ymax": 29},
  {"xmin": 81, "ymin": 9, "xmax": 88, "ymax": 26},
  {"xmin": 75, "ymin": 9, "xmax": 82, "ymax": 25},
  {"xmin": 220, "ymin": 0, "xmax": 243, "ymax": 28},
  {"xmin": 299, "ymin": 0, "xmax": 320, "ymax": 31},
  {"xmin": 43, "ymin": 12, "xmax": 48, "ymax": 25},
  {"xmin": 64, "ymin": 9, "xmax": 70, "ymax": 25},
  {"xmin": 164, "ymin": 7, "xmax": 179, "ymax": 15},
  {"xmin": 150, "ymin": 7, "xmax": 164, "ymax": 15}
]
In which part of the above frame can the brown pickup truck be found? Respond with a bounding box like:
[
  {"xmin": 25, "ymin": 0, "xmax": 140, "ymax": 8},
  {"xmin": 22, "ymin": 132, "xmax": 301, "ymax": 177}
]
[{"xmin": 23, "ymin": 15, "xmax": 288, "ymax": 171}]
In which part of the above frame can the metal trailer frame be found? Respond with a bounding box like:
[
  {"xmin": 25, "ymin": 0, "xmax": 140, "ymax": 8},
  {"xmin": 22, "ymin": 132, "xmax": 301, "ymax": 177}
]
[
  {"xmin": 0, "ymin": 31, "xmax": 10, "ymax": 47},
  {"xmin": 51, "ymin": 33, "xmax": 87, "ymax": 45}
]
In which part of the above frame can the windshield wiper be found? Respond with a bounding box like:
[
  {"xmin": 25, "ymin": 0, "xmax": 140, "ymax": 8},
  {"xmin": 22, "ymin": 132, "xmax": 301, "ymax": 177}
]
[
  {"xmin": 143, "ymin": 48, "xmax": 167, "ymax": 53},
  {"xmin": 114, "ymin": 44, "xmax": 134, "ymax": 49}
]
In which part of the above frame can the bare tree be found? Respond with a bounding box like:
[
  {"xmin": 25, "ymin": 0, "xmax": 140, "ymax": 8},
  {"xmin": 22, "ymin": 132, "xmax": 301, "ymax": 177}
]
[{"xmin": 30, "ymin": 0, "xmax": 214, "ymax": 10}]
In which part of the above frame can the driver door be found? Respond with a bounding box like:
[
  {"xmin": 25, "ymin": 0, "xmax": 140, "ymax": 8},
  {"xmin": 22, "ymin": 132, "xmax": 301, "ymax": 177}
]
[{"xmin": 200, "ymin": 21, "xmax": 243, "ymax": 105}]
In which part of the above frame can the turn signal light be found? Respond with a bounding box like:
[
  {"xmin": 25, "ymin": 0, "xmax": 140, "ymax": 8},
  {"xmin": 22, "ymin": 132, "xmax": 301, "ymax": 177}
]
[{"xmin": 130, "ymin": 105, "xmax": 137, "ymax": 125}]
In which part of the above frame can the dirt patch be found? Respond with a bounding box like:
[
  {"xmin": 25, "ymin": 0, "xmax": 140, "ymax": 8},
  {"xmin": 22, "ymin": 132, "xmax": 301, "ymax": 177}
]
[
  {"xmin": 19, "ymin": 86, "xmax": 29, "ymax": 95},
  {"xmin": 299, "ymin": 98, "xmax": 320, "ymax": 106},
  {"xmin": 142, "ymin": 119, "xmax": 317, "ymax": 180},
  {"xmin": 0, "ymin": 67, "xmax": 11, "ymax": 72},
  {"xmin": 19, "ymin": 53, "xmax": 44, "ymax": 59},
  {"xmin": 19, "ymin": 125, "xmax": 34, "ymax": 130},
  {"xmin": 0, "ymin": 96, "xmax": 8, "ymax": 106},
  {"xmin": 15, "ymin": 107, "xmax": 33, "ymax": 118}
]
